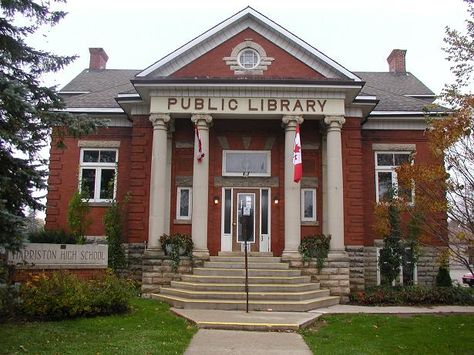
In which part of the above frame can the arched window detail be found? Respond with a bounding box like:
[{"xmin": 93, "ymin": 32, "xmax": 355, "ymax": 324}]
[{"xmin": 223, "ymin": 40, "xmax": 274, "ymax": 75}]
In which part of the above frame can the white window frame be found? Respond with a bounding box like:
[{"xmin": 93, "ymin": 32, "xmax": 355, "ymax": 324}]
[
  {"xmin": 176, "ymin": 187, "xmax": 192, "ymax": 220},
  {"xmin": 374, "ymin": 151, "xmax": 414, "ymax": 203},
  {"xmin": 79, "ymin": 148, "xmax": 118, "ymax": 202},
  {"xmin": 376, "ymin": 247, "xmax": 418, "ymax": 286},
  {"xmin": 238, "ymin": 48, "xmax": 260, "ymax": 69},
  {"xmin": 301, "ymin": 188, "xmax": 317, "ymax": 222},
  {"xmin": 222, "ymin": 150, "xmax": 271, "ymax": 177}
]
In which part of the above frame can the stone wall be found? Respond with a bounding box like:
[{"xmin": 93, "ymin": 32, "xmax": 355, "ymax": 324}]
[
  {"xmin": 121, "ymin": 243, "xmax": 146, "ymax": 281},
  {"xmin": 141, "ymin": 248, "xmax": 194, "ymax": 295},
  {"xmin": 361, "ymin": 240, "xmax": 440, "ymax": 288},
  {"xmin": 286, "ymin": 251, "xmax": 350, "ymax": 303},
  {"xmin": 346, "ymin": 246, "xmax": 365, "ymax": 292}
]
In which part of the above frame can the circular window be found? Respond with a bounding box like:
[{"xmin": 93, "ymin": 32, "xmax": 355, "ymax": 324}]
[{"xmin": 238, "ymin": 48, "xmax": 260, "ymax": 69}]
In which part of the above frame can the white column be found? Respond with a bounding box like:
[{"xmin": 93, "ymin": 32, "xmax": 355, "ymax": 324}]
[
  {"xmin": 282, "ymin": 115, "xmax": 304, "ymax": 259},
  {"xmin": 191, "ymin": 114, "xmax": 213, "ymax": 258},
  {"xmin": 324, "ymin": 115, "xmax": 346, "ymax": 250},
  {"xmin": 148, "ymin": 113, "xmax": 171, "ymax": 248}
]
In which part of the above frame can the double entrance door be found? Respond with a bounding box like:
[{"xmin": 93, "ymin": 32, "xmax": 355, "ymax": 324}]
[{"xmin": 221, "ymin": 188, "xmax": 271, "ymax": 253}]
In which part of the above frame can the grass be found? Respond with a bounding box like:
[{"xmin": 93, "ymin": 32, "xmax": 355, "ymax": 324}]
[
  {"xmin": 301, "ymin": 314, "xmax": 474, "ymax": 355},
  {"xmin": 0, "ymin": 298, "xmax": 197, "ymax": 355}
]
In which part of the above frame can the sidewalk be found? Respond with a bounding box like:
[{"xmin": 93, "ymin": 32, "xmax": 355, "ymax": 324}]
[
  {"xmin": 184, "ymin": 329, "xmax": 312, "ymax": 355},
  {"xmin": 311, "ymin": 304, "xmax": 474, "ymax": 314}
]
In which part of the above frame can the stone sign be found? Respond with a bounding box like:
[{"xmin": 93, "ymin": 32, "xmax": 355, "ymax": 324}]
[{"xmin": 7, "ymin": 243, "xmax": 108, "ymax": 269}]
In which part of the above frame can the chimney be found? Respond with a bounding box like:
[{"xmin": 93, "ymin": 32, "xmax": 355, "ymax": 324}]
[
  {"xmin": 387, "ymin": 49, "xmax": 406, "ymax": 73},
  {"xmin": 89, "ymin": 48, "xmax": 108, "ymax": 70}
]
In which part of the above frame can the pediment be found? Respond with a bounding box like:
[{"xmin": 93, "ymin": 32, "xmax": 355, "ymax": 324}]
[{"xmin": 137, "ymin": 7, "xmax": 361, "ymax": 82}]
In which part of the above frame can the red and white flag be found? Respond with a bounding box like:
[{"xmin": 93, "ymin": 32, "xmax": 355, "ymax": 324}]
[
  {"xmin": 293, "ymin": 124, "xmax": 302, "ymax": 183},
  {"xmin": 195, "ymin": 125, "xmax": 205, "ymax": 162}
]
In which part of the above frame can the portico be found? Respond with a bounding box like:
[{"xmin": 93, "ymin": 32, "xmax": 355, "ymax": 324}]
[{"xmin": 146, "ymin": 93, "xmax": 347, "ymax": 259}]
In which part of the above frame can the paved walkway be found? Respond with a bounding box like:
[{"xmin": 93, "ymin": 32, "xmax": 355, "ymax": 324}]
[
  {"xmin": 184, "ymin": 329, "xmax": 312, "ymax": 355},
  {"xmin": 312, "ymin": 304, "xmax": 474, "ymax": 314}
]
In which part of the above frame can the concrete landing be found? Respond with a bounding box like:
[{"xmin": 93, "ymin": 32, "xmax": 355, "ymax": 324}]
[
  {"xmin": 184, "ymin": 329, "xmax": 312, "ymax": 355},
  {"xmin": 310, "ymin": 304, "xmax": 474, "ymax": 314},
  {"xmin": 171, "ymin": 308, "xmax": 320, "ymax": 331}
]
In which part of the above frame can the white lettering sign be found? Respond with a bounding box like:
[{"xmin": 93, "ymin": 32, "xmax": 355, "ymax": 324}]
[{"xmin": 7, "ymin": 243, "xmax": 108, "ymax": 268}]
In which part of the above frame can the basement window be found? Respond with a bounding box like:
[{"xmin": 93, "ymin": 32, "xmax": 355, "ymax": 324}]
[{"xmin": 79, "ymin": 149, "xmax": 118, "ymax": 202}]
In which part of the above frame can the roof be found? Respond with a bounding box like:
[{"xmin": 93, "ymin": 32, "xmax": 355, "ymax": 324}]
[
  {"xmin": 355, "ymin": 72, "xmax": 441, "ymax": 113},
  {"xmin": 60, "ymin": 69, "xmax": 139, "ymax": 108}
]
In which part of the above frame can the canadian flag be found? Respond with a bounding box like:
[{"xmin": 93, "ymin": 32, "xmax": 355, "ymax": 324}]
[
  {"xmin": 293, "ymin": 124, "xmax": 302, "ymax": 183},
  {"xmin": 195, "ymin": 125, "xmax": 205, "ymax": 162}
]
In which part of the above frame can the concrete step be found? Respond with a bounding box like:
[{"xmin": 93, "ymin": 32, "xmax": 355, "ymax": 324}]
[
  {"xmin": 209, "ymin": 256, "xmax": 282, "ymax": 263},
  {"xmin": 218, "ymin": 252, "xmax": 273, "ymax": 257},
  {"xmin": 181, "ymin": 274, "xmax": 312, "ymax": 284},
  {"xmin": 193, "ymin": 268, "xmax": 301, "ymax": 277},
  {"xmin": 160, "ymin": 287, "xmax": 330, "ymax": 301},
  {"xmin": 152, "ymin": 293, "xmax": 340, "ymax": 312},
  {"xmin": 203, "ymin": 261, "xmax": 289, "ymax": 269},
  {"xmin": 170, "ymin": 281, "xmax": 320, "ymax": 293}
]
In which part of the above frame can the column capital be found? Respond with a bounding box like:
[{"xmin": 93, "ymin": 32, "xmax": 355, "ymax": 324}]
[
  {"xmin": 149, "ymin": 113, "xmax": 171, "ymax": 128},
  {"xmin": 191, "ymin": 114, "xmax": 213, "ymax": 126},
  {"xmin": 282, "ymin": 115, "xmax": 304, "ymax": 129},
  {"xmin": 324, "ymin": 115, "xmax": 345, "ymax": 129}
]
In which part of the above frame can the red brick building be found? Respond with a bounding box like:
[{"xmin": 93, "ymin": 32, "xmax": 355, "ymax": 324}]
[{"xmin": 46, "ymin": 7, "xmax": 443, "ymax": 299}]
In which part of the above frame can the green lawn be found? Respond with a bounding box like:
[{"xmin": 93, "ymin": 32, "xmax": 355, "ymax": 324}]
[
  {"xmin": 0, "ymin": 298, "xmax": 197, "ymax": 355},
  {"xmin": 301, "ymin": 314, "xmax": 474, "ymax": 355}
]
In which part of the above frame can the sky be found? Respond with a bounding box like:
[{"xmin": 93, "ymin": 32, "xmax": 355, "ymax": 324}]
[{"xmin": 32, "ymin": 0, "xmax": 468, "ymax": 95}]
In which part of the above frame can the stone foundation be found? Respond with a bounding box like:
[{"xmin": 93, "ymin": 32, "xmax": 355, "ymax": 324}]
[
  {"xmin": 140, "ymin": 248, "xmax": 195, "ymax": 294},
  {"xmin": 286, "ymin": 251, "xmax": 351, "ymax": 303},
  {"xmin": 121, "ymin": 243, "xmax": 146, "ymax": 282},
  {"xmin": 350, "ymin": 241, "xmax": 441, "ymax": 289}
]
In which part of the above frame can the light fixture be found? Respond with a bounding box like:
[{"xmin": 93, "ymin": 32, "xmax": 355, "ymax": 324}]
[
  {"xmin": 273, "ymin": 196, "xmax": 279, "ymax": 205},
  {"xmin": 213, "ymin": 196, "xmax": 220, "ymax": 205}
]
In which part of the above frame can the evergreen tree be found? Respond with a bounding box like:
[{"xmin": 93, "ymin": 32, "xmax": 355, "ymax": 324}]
[{"xmin": 0, "ymin": 1, "xmax": 98, "ymax": 251}]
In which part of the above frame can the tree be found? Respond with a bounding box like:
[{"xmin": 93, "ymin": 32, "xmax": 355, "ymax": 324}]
[
  {"xmin": 67, "ymin": 190, "xmax": 90, "ymax": 243},
  {"xmin": 0, "ymin": 0, "xmax": 98, "ymax": 252},
  {"xmin": 397, "ymin": 0, "xmax": 474, "ymax": 275}
]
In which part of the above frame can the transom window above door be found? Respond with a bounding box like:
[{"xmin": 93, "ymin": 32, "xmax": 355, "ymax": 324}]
[{"xmin": 222, "ymin": 150, "xmax": 271, "ymax": 177}]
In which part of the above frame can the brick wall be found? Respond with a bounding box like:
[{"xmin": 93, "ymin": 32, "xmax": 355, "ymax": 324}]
[{"xmin": 171, "ymin": 28, "xmax": 325, "ymax": 79}]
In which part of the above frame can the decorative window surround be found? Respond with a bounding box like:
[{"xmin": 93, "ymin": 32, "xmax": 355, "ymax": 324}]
[
  {"xmin": 78, "ymin": 140, "xmax": 121, "ymax": 148},
  {"xmin": 176, "ymin": 187, "xmax": 192, "ymax": 220},
  {"xmin": 372, "ymin": 143, "xmax": 416, "ymax": 151},
  {"xmin": 374, "ymin": 151, "xmax": 413, "ymax": 203},
  {"xmin": 223, "ymin": 40, "xmax": 274, "ymax": 75},
  {"xmin": 301, "ymin": 188, "xmax": 317, "ymax": 222}
]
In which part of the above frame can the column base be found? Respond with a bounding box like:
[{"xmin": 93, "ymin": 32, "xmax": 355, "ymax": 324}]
[
  {"xmin": 192, "ymin": 249, "xmax": 210, "ymax": 260},
  {"xmin": 281, "ymin": 250, "xmax": 302, "ymax": 262}
]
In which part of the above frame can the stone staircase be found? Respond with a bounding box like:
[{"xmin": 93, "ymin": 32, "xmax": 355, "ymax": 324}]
[{"xmin": 150, "ymin": 252, "xmax": 339, "ymax": 312}]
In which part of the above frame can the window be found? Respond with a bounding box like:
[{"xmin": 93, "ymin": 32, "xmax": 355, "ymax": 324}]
[
  {"xmin": 238, "ymin": 48, "xmax": 260, "ymax": 69},
  {"xmin": 223, "ymin": 150, "xmax": 271, "ymax": 177},
  {"xmin": 301, "ymin": 189, "xmax": 316, "ymax": 222},
  {"xmin": 177, "ymin": 187, "xmax": 192, "ymax": 220},
  {"xmin": 80, "ymin": 149, "xmax": 118, "ymax": 202},
  {"xmin": 376, "ymin": 247, "xmax": 417, "ymax": 286},
  {"xmin": 375, "ymin": 152, "xmax": 413, "ymax": 202}
]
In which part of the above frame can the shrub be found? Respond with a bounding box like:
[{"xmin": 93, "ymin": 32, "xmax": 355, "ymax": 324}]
[
  {"xmin": 104, "ymin": 199, "xmax": 127, "ymax": 272},
  {"xmin": 298, "ymin": 234, "xmax": 331, "ymax": 271},
  {"xmin": 67, "ymin": 190, "xmax": 91, "ymax": 242},
  {"xmin": 17, "ymin": 271, "xmax": 134, "ymax": 320},
  {"xmin": 350, "ymin": 285, "xmax": 474, "ymax": 306},
  {"xmin": 160, "ymin": 233, "xmax": 193, "ymax": 272},
  {"xmin": 27, "ymin": 229, "xmax": 79, "ymax": 244},
  {"xmin": 436, "ymin": 266, "xmax": 453, "ymax": 287}
]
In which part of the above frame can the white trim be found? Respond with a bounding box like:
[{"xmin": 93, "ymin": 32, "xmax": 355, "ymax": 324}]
[
  {"xmin": 222, "ymin": 150, "xmax": 271, "ymax": 177},
  {"xmin": 117, "ymin": 93, "xmax": 140, "ymax": 98},
  {"xmin": 236, "ymin": 192, "xmax": 256, "ymax": 244},
  {"xmin": 374, "ymin": 151, "xmax": 413, "ymax": 203},
  {"xmin": 259, "ymin": 188, "xmax": 271, "ymax": 252},
  {"xmin": 176, "ymin": 187, "xmax": 192, "ymax": 220},
  {"xmin": 79, "ymin": 148, "xmax": 118, "ymax": 203},
  {"xmin": 62, "ymin": 107, "xmax": 124, "ymax": 113},
  {"xmin": 59, "ymin": 91, "xmax": 90, "ymax": 94},
  {"xmin": 221, "ymin": 187, "xmax": 233, "ymax": 251},
  {"xmin": 141, "ymin": 82, "xmax": 363, "ymax": 90},
  {"xmin": 403, "ymin": 94, "xmax": 436, "ymax": 98},
  {"xmin": 301, "ymin": 188, "xmax": 317, "ymax": 222},
  {"xmin": 355, "ymin": 95, "xmax": 377, "ymax": 101},
  {"xmin": 136, "ymin": 7, "xmax": 360, "ymax": 81},
  {"xmin": 371, "ymin": 111, "xmax": 433, "ymax": 115}
]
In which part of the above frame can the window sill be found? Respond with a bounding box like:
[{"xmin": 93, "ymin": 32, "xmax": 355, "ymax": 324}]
[
  {"xmin": 174, "ymin": 219, "xmax": 192, "ymax": 225},
  {"xmin": 301, "ymin": 221, "xmax": 319, "ymax": 226},
  {"xmin": 88, "ymin": 201, "xmax": 113, "ymax": 207}
]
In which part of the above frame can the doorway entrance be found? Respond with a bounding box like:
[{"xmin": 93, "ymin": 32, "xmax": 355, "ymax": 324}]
[{"xmin": 220, "ymin": 187, "xmax": 271, "ymax": 253}]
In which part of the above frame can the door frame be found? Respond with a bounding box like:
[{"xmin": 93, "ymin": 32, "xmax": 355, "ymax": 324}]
[{"xmin": 220, "ymin": 187, "xmax": 271, "ymax": 253}]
